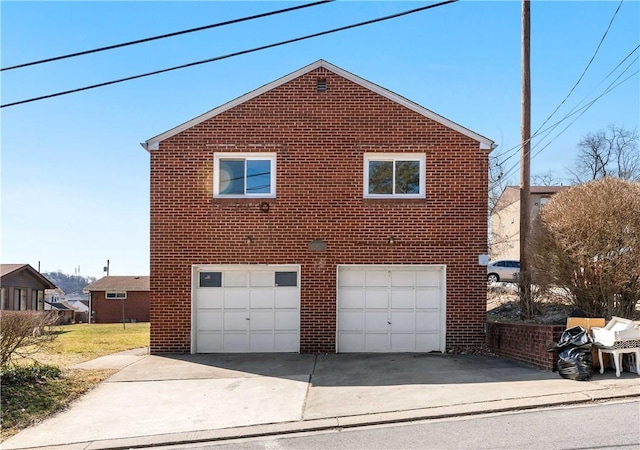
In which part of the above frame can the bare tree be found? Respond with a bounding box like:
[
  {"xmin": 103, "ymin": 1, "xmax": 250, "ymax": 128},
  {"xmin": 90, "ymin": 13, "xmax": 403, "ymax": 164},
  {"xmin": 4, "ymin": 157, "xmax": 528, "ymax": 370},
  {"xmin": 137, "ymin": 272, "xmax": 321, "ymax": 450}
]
[
  {"xmin": 529, "ymin": 178, "xmax": 640, "ymax": 320},
  {"xmin": 569, "ymin": 124, "xmax": 640, "ymax": 183},
  {"xmin": 0, "ymin": 311, "xmax": 60, "ymax": 368},
  {"xmin": 532, "ymin": 170, "xmax": 563, "ymax": 186}
]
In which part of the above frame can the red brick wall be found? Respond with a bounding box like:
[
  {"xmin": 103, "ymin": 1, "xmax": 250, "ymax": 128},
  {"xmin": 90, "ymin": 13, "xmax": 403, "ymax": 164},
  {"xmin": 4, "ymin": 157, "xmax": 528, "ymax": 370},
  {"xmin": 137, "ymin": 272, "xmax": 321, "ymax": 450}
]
[
  {"xmin": 150, "ymin": 67, "xmax": 490, "ymax": 353},
  {"xmin": 91, "ymin": 291, "xmax": 150, "ymax": 323},
  {"xmin": 487, "ymin": 322, "xmax": 564, "ymax": 370}
]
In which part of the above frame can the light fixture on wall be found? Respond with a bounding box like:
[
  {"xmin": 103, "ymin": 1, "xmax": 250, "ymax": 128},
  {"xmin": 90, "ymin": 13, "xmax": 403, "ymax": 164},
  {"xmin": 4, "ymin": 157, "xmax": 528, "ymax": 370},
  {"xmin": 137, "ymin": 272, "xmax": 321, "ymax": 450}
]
[
  {"xmin": 387, "ymin": 235, "xmax": 396, "ymax": 245},
  {"xmin": 245, "ymin": 235, "xmax": 254, "ymax": 244}
]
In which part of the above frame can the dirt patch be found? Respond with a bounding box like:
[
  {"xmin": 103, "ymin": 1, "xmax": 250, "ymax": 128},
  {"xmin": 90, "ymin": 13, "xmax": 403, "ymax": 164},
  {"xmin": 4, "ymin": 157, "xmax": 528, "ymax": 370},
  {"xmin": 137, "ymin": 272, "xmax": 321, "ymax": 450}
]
[{"xmin": 487, "ymin": 283, "xmax": 576, "ymax": 325}]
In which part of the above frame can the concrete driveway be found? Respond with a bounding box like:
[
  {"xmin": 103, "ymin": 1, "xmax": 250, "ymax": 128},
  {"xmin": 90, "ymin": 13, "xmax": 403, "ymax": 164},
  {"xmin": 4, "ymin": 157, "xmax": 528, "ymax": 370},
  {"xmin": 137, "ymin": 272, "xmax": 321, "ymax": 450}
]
[{"xmin": 3, "ymin": 351, "xmax": 639, "ymax": 450}]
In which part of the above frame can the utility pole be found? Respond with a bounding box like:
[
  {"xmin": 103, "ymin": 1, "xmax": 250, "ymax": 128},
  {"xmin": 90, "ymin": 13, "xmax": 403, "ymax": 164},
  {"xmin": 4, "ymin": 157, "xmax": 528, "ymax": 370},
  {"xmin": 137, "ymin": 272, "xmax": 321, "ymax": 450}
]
[
  {"xmin": 104, "ymin": 260, "xmax": 110, "ymax": 277},
  {"xmin": 520, "ymin": 0, "xmax": 532, "ymax": 316}
]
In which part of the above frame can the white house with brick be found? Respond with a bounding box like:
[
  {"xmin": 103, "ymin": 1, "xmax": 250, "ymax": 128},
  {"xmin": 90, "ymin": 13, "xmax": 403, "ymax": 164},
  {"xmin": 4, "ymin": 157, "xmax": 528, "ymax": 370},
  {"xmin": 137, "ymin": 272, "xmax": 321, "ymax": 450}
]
[{"xmin": 143, "ymin": 60, "xmax": 495, "ymax": 354}]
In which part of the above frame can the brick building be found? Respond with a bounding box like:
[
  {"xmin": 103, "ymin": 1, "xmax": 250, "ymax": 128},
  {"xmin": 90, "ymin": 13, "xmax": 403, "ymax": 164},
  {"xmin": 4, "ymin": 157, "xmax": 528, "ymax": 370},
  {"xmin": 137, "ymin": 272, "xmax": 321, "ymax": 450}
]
[
  {"xmin": 84, "ymin": 276, "xmax": 150, "ymax": 323},
  {"xmin": 143, "ymin": 60, "xmax": 495, "ymax": 354}
]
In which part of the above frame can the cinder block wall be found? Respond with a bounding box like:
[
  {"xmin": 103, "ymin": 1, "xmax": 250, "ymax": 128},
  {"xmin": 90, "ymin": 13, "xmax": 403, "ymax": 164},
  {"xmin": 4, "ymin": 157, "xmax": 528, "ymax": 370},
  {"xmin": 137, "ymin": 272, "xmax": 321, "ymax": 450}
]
[
  {"xmin": 92, "ymin": 291, "xmax": 150, "ymax": 323},
  {"xmin": 150, "ymin": 67, "xmax": 490, "ymax": 353},
  {"xmin": 487, "ymin": 322, "xmax": 564, "ymax": 370}
]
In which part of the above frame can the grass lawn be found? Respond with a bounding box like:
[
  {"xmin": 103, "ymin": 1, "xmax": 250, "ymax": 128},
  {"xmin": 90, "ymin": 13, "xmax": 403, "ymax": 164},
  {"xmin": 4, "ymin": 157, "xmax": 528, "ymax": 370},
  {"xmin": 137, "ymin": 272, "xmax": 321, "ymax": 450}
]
[{"xmin": 1, "ymin": 322, "xmax": 150, "ymax": 441}]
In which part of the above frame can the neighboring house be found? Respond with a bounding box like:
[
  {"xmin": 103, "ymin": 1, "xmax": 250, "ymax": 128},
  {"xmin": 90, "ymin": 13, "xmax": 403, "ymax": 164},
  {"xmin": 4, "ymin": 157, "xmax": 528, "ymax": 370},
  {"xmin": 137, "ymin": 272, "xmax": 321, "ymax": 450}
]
[
  {"xmin": 84, "ymin": 276, "xmax": 150, "ymax": 323},
  {"xmin": 0, "ymin": 264, "xmax": 56, "ymax": 311},
  {"xmin": 142, "ymin": 60, "xmax": 495, "ymax": 354},
  {"xmin": 45, "ymin": 287, "xmax": 65, "ymax": 304},
  {"xmin": 44, "ymin": 299, "xmax": 89, "ymax": 323},
  {"xmin": 44, "ymin": 300, "xmax": 76, "ymax": 324},
  {"xmin": 490, "ymin": 185, "xmax": 568, "ymax": 261}
]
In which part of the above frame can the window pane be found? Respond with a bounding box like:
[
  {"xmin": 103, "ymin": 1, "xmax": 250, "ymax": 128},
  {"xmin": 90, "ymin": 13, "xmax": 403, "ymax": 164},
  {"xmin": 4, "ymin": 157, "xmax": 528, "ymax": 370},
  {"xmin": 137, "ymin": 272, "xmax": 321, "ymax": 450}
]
[
  {"xmin": 368, "ymin": 161, "xmax": 393, "ymax": 194},
  {"xmin": 275, "ymin": 272, "xmax": 297, "ymax": 287},
  {"xmin": 395, "ymin": 160, "xmax": 420, "ymax": 194},
  {"xmin": 200, "ymin": 272, "xmax": 222, "ymax": 288},
  {"xmin": 246, "ymin": 160, "xmax": 271, "ymax": 194},
  {"xmin": 219, "ymin": 160, "xmax": 244, "ymax": 195}
]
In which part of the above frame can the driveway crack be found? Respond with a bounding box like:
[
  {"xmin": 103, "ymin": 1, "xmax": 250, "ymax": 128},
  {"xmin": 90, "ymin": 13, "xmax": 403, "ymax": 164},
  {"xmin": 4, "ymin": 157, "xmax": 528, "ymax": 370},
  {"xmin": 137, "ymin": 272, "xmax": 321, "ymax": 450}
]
[{"xmin": 300, "ymin": 353, "xmax": 318, "ymax": 421}]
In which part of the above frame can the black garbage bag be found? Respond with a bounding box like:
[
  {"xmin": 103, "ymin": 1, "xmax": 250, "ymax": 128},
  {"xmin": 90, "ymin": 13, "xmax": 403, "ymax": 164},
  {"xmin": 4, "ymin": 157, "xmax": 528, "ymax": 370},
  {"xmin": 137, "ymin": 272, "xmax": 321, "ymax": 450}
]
[
  {"xmin": 557, "ymin": 346, "xmax": 594, "ymax": 381},
  {"xmin": 551, "ymin": 326, "xmax": 593, "ymax": 350},
  {"xmin": 548, "ymin": 326, "xmax": 594, "ymax": 381}
]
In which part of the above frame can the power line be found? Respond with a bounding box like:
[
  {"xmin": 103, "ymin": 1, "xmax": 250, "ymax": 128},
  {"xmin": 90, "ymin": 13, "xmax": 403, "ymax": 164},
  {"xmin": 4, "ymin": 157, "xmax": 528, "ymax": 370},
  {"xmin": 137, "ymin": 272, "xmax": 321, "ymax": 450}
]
[
  {"xmin": 492, "ymin": 0, "xmax": 626, "ymax": 170},
  {"xmin": 1, "ymin": 0, "xmax": 458, "ymax": 108},
  {"xmin": 532, "ymin": 0, "xmax": 624, "ymax": 138},
  {"xmin": 499, "ymin": 67, "xmax": 639, "ymax": 183},
  {"xmin": 0, "ymin": 1, "xmax": 334, "ymax": 72}
]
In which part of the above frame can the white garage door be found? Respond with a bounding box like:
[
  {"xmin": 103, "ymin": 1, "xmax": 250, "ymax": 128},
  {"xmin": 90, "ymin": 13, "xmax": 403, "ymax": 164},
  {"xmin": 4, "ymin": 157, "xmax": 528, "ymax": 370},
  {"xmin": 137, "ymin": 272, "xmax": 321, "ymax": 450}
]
[
  {"xmin": 193, "ymin": 265, "xmax": 300, "ymax": 353},
  {"xmin": 338, "ymin": 265, "xmax": 446, "ymax": 353}
]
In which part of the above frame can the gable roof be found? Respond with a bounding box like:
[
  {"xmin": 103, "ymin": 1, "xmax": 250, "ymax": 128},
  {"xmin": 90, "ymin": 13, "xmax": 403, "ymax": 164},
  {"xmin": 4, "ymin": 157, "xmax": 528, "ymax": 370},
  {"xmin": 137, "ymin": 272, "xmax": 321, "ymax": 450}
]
[
  {"xmin": 142, "ymin": 59, "xmax": 495, "ymax": 151},
  {"xmin": 84, "ymin": 276, "xmax": 150, "ymax": 292},
  {"xmin": 0, "ymin": 264, "xmax": 57, "ymax": 289}
]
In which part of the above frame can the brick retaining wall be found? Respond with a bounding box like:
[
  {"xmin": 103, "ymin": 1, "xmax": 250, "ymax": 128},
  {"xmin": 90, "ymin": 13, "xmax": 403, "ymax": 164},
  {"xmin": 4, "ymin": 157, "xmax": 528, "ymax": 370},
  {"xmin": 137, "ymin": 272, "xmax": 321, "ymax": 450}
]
[{"xmin": 487, "ymin": 322, "xmax": 564, "ymax": 371}]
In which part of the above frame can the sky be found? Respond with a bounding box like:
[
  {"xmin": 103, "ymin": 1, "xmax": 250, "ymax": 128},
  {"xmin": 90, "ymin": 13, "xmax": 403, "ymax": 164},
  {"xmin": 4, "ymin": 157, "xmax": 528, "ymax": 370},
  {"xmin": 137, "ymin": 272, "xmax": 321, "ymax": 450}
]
[{"xmin": 1, "ymin": 0, "xmax": 639, "ymax": 279}]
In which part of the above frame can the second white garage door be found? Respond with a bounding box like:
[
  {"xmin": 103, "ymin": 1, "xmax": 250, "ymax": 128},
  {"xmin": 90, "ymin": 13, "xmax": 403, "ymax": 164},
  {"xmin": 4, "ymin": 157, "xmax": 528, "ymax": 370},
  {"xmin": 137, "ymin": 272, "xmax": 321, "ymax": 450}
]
[
  {"xmin": 337, "ymin": 265, "xmax": 446, "ymax": 353},
  {"xmin": 193, "ymin": 265, "xmax": 300, "ymax": 353}
]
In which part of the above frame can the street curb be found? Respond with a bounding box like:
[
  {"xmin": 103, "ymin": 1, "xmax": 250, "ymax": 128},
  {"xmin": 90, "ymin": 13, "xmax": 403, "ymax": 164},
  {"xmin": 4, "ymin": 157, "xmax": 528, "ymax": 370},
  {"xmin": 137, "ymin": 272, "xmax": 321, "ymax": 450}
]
[{"xmin": 14, "ymin": 387, "xmax": 639, "ymax": 450}]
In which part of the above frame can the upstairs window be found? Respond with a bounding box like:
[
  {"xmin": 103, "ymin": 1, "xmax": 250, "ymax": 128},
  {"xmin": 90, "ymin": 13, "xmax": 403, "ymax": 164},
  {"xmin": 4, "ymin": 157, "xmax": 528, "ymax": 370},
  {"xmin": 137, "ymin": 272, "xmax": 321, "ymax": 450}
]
[
  {"xmin": 214, "ymin": 153, "xmax": 276, "ymax": 198},
  {"xmin": 105, "ymin": 291, "xmax": 127, "ymax": 300},
  {"xmin": 364, "ymin": 153, "xmax": 425, "ymax": 198}
]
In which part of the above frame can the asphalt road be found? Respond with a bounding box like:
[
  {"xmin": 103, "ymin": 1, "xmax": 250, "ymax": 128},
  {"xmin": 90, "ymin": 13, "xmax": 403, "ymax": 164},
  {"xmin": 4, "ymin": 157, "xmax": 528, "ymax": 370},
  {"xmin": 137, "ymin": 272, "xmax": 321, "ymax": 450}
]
[{"xmin": 162, "ymin": 400, "xmax": 640, "ymax": 450}]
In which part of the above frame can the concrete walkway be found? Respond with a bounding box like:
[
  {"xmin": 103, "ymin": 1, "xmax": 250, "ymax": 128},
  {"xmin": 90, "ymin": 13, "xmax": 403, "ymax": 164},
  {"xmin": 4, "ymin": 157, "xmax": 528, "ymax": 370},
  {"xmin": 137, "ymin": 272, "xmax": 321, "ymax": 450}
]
[{"xmin": 3, "ymin": 350, "xmax": 639, "ymax": 450}]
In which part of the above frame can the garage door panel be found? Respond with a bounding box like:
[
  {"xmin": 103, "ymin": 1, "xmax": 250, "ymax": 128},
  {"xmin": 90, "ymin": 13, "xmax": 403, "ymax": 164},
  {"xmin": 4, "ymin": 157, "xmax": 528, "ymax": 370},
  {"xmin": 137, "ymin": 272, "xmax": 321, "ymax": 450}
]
[
  {"xmin": 197, "ymin": 289, "xmax": 223, "ymax": 309},
  {"xmin": 390, "ymin": 312, "xmax": 416, "ymax": 331},
  {"xmin": 223, "ymin": 333, "xmax": 248, "ymax": 352},
  {"xmin": 339, "ymin": 333, "xmax": 363, "ymax": 352},
  {"xmin": 416, "ymin": 333, "xmax": 440, "ymax": 351},
  {"xmin": 224, "ymin": 290, "xmax": 249, "ymax": 308},
  {"xmin": 224, "ymin": 311, "xmax": 249, "ymax": 331},
  {"xmin": 224, "ymin": 271, "xmax": 248, "ymax": 287},
  {"xmin": 274, "ymin": 311, "xmax": 298, "ymax": 330},
  {"xmin": 340, "ymin": 289, "xmax": 364, "ymax": 308},
  {"xmin": 249, "ymin": 333, "xmax": 274, "ymax": 351},
  {"xmin": 391, "ymin": 271, "xmax": 415, "ymax": 287},
  {"xmin": 365, "ymin": 290, "xmax": 388, "ymax": 308},
  {"xmin": 391, "ymin": 333, "xmax": 415, "ymax": 351},
  {"xmin": 365, "ymin": 311, "xmax": 389, "ymax": 331},
  {"xmin": 250, "ymin": 271, "xmax": 273, "ymax": 287},
  {"xmin": 274, "ymin": 333, "xmax": 299, "ymax": 352},
  {"xmin": 391, "ymin": 289, "xmax": 414, "ymax": 309},
  {"xmin": 274, "ymin": 289, "xmax": 298, "ymax": 308},
  {"xmin": 197, "ymin": 333, "xmax": 223, "ymax": 352},
  {"xmin": 250, "ymin": 289, "xmax": 274, "ymax": 308},
  {"xmin": 339, "ymin": 270, "xmax": 365, "ymax": 287},
  {"xmin": 198, "ymin": 310, "xmax": 223, "ymax": 331},
  {"xmin": 249, "ymin": 311, "xmax": 273, "ymax": 330},
  {"xmin": 365, "ymin": 270, "xmax": 389, "ymax": 287},
  {"xmin": 416, "ymin": 311, "xmax": 440, "ymax": 331},
  {"xmin": 416, "ymin": 289, "xmax": 441, "ymax": 309},
  {"xmin": 416, "ymin": 270, "xmax": 441, "ymax": 287},
  {"xmin": 365, "ymin": 333, "xmax": 388, "ymax": 351},
  {"xmin": 339, "ymin": 311, "xmax": 363, "ymax": 331}
]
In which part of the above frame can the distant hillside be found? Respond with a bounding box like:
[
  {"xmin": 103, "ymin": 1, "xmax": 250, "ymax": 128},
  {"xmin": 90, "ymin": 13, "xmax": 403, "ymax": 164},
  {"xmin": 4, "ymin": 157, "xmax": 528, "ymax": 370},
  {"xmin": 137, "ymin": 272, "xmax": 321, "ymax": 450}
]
[{"xmin": 43, "ymin": 271, "xmax": 96, "ymax": 297}]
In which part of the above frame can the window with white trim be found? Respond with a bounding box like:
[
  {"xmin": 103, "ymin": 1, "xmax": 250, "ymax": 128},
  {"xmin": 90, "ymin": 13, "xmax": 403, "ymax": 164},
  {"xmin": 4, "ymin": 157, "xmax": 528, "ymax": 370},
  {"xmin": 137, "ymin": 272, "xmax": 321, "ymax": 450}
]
[
  {"xmin": 105, "ymin": 291, "xmax": 127, "ymax": 300},
  {"xmin": 364, "ymin": 153, "xmax": 425, "ymax": 198},
  {"xmin": 214, "ymin": 153, "xmax": 276, "ymax": 198}
]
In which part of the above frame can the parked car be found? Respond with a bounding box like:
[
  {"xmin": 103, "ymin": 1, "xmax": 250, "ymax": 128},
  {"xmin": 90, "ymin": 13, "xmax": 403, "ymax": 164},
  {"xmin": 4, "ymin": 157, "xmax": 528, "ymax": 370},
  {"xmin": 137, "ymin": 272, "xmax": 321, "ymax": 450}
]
[{"xmin": 487, "ymin": 260, "xmax": 520, "ymax": 283}]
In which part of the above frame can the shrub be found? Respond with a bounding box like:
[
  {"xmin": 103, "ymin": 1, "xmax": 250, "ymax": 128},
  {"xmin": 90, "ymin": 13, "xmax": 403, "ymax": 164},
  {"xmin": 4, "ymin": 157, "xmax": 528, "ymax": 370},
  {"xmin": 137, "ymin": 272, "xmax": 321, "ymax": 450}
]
[
  {"xmin": 530, "ymin": 178, "xmax": 640, "ymax": 319},
  {"xmin": 0, "ymin": 311, "xmax": 60, "ymax": 369}
]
